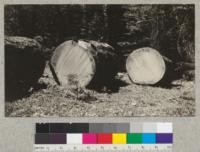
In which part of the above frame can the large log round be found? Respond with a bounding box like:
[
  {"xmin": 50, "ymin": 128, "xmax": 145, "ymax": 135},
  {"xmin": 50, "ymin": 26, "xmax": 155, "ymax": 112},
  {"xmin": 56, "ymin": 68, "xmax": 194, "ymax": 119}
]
[
  {"xmin": 50, "ymin": 40, "xmax": 118, "ymax": 88},
  {"xmin": 126, "ymin": 47, "xmax": 166, "ymax": 85},
  {"xmin": 5, "ymin": 36, "xmax": 46, "ymax": 100}
]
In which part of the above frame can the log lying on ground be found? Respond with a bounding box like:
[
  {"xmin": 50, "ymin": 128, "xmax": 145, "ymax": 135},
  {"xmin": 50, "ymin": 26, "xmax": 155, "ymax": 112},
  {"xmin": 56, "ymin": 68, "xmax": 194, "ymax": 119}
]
[
  {"xmin": 50, "ymin": 40, "xmax": 118, "ymax": 88},
  {"xmin": 175, "ymin": 62, "xmax": 195, "ymax": 71},
  {"xmin": 5, "ymin": 36, "xmax": 46, "ymax": 100},
  {"xmin": 175, "ymin": 61, "xmax": 195, "ymax": 81},
  {"xmin": 126, "ymin": 47, "xmax": 166, "ymax": 85}
]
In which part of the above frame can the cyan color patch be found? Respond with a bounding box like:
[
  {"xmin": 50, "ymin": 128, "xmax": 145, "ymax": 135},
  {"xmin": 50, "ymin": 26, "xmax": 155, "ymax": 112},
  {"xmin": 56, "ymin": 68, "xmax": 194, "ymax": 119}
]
[{"xmin": 142, "ymin": 133, "xmax": 156, "ymax": 144}]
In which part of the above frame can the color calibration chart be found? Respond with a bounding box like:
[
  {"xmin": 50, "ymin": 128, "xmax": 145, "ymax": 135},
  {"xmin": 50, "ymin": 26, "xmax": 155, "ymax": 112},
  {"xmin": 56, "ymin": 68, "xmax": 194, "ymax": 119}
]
[{"xmin": 34, "ymin": 122, "xmax": 173, "ymax": 152}]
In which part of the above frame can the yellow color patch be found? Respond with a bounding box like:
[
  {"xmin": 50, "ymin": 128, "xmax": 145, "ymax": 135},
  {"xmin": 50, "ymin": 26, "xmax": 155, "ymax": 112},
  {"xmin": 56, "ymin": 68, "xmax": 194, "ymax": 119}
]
[{"xmin": 112, "ymin": 133, "xmax": 126, "ymax": 144}]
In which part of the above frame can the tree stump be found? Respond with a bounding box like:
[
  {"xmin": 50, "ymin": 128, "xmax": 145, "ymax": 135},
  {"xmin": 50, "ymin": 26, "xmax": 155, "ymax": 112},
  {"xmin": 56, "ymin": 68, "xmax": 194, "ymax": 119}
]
[
  {"xmin": 126, "ymin": 47, "xmax": 166, "ymax": 85},
  {"xmin": 50, "ymin": 40, "xmax": 118, "ymax": 89},
  {"xmin": 5, "ymin": 36, "xmax": 46, "ymax": 100}
]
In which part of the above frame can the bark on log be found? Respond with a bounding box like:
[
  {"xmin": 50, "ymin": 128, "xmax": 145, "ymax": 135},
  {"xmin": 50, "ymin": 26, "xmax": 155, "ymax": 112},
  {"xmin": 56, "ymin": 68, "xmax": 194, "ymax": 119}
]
[
  {"xmin": 5, "ymin": 36, "xmax": 46, "ymax": 100},
  {"xmin": 175, "ymin": 61, "xmax": 195, "ymax": 81},
  {"xmin": 175, "ymin": 62, "xmax": 195, "ymax": 71},
  {"xmin": 50, "ymin": 40, "xmax": 118, "ymax": 88},
  {"xmin": 183, "ymin": 70, "xmax": 195, "ymax": 81},
  {"xmin": 126, "ymin": 47, "xmax": 166, "ymax": 85}
]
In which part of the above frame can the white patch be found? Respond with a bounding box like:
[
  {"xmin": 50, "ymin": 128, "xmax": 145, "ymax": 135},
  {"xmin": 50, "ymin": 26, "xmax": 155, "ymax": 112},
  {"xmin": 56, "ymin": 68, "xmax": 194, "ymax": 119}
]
[{"xmin": 78, "ymin": 40, "xmax": 91, "ymax": 50}]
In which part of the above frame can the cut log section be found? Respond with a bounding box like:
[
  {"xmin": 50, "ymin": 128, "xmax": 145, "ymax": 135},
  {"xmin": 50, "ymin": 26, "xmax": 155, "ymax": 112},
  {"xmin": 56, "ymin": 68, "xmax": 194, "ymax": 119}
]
[
  {"xmin": 5, "ymin": 36, "xmax": 46, "ymax": 100},
  {"xmin": 126, "ymin": 47, "xmax": 166, "ymax": 85},
  {"xmin": 50, "ymin": 40, "xmax": 118, "ymax": 88}
]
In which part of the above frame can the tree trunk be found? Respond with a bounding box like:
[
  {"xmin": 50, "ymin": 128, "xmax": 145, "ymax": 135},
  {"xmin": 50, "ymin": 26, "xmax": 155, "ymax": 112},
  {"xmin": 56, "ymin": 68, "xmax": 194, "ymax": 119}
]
[
  {"xmin": 5, "ymin": 36, "xmax": 46, "ymax": 100},
  {"xmin": 50, "ymin": 40, "xmax": 118, "ymax": 89},
  {"xmin": 177, "ymin": 23, "xmax": 195, "ymax": 63}
]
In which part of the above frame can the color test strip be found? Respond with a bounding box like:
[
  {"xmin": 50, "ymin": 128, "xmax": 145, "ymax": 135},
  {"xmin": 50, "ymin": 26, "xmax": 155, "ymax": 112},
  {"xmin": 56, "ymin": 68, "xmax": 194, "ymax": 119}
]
[
  {"xmin": 35, "ymin": 123, "xmax": 173, "ymax": 145},
  {"xmin": 130, "ymin": 123, "xmax": 143, "ymax": 133},
  {"xmin": 66, "ymin": 123, "xmax": 89, "ymax": 133},
  {"xmin": 157, "ymin": 123, "xmax": 173, "ymax": 133},
  {"xmin": 49, "ymin": 123, "xmax": 89, "ymax": 133},
  {"xmin": 35, "ymin": 133, "xmax": 49, "ymax": 144},
  {"xmin": 89, "ymin": 123, "xmax": 104, "ymax": 133},
  {"xmin": 127, "ymin": 133, "xmax": 142, "ymax": 144},
  {"xmin": 35, "ymin": 133, "xmax": 173, "ymax": 144},
  {"xmin": 83, "ymin": 133, "xmax": 97, "ymax": 144},
  {"xmin": 36, "ymin": 123, "xmax": 172, "ymax": 133},
  {"xmin": 36, "ymin": 123, "xmax": 50, "ymax": 133},
  {"xmin": 67, "ymin": 133, "xmax": 82, "ymax": 144},
  {"xmin": 142, "ymin": 133, "xmax": 156, "ymax": 144},
  {"xmin": 49, "ymin": 133, "xmax": 66, "ymax": 144},
  {"xmin": 116, "ymin": 123, "xmax": 130, "ymax": 133},
  {"xmin": 89, "ymin": 123, "xmax": 130, "ymax": 133},
  {"xmin": 35, "ymin": 133, "xmax": 66, "ymax": 144},
  {"xmin": 50, "ymin": 123, "xmax": 67, "ymax": 133},
  {"xmin": 143, "ymin": 123, "xmax": 157, "ymax": 133},
  {"xmin": 88, "ymin": 123, "xmax": 130, "ymax": 133},
  {"xmin": 156, "ymin": 133, "xmax": 173, "ymax": 143},
  {"xmin": 112, "ymin": 133, "xmax": 126, "ymax": 144},
  {"xmin": 97, "ymin": 133, "xmax": 112, "ymax": 144}
]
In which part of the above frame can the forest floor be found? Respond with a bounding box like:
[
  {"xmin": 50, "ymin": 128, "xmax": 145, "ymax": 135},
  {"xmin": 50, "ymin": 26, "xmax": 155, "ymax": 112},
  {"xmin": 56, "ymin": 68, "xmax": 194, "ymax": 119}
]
[{"xmin": 5, "ymin": 64, "xmax": 195, "ymax": 117}]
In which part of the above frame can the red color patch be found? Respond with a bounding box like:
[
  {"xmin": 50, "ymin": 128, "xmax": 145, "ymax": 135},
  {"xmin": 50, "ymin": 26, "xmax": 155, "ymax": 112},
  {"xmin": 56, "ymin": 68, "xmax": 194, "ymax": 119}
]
[{"xmin": 97, "ymin": 133, "xmax": 112, "ymax": 144}]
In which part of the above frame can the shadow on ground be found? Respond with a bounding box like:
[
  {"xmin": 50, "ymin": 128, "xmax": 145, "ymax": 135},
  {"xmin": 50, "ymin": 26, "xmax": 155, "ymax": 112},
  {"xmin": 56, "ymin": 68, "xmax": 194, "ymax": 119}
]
[{"xmin": 5, "ymin": 82, "xmax": 47, "ymax": 102}]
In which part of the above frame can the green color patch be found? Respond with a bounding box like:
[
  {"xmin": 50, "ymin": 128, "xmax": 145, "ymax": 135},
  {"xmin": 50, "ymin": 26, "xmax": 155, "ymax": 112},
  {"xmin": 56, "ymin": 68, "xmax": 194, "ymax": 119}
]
[{"xmin": 127, "ymin": 133, "xmax": 142, "ymax": 144}]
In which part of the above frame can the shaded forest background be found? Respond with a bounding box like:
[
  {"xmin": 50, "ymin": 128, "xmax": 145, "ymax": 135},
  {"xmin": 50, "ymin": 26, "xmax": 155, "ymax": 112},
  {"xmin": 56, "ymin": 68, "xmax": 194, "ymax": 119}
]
[{"xmin": 5, "ymin": 4, "xmax": 195, "ymax": 65}]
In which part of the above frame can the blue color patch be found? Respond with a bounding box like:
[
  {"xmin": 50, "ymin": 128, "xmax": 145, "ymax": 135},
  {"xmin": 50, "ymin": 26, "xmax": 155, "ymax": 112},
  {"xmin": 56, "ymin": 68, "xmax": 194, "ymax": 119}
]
[{"xmin": 142, "ymin": 133, "xmax": 156, "ymax": 144}]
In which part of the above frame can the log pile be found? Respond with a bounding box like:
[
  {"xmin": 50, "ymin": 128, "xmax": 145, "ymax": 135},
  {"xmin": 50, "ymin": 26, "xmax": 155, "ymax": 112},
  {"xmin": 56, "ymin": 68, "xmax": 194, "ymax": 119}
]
[
  {"xmin": 5, "ymin": 36, "xmax": 46, "ymax": 100},
  {"xmin": 5, "ymin": 35, "xmax": 194, "ymax": 101}
]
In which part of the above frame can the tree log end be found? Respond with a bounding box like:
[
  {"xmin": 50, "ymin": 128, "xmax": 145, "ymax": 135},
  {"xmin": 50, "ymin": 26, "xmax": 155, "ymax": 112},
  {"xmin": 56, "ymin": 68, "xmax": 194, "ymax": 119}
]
[
  {"xmin": 126, "ymin": 47, "xmax": 166, "ymax": 85},
  {"xmin": 50, "ymin": 40, "xmax": 96, "ymax": 88}
]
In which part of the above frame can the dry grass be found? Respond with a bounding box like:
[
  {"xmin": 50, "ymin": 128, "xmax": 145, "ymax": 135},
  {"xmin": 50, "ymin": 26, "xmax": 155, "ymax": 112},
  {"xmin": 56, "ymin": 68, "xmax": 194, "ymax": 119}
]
[{"xmin": 5, "ymin": 65, "xmax": 195, "ymax": 117}]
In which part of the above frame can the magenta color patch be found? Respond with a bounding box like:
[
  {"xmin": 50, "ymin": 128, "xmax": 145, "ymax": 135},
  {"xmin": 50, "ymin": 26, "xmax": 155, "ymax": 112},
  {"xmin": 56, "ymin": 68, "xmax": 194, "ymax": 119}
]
[{"xmin": 82, "ymin": 133, "xmax": 97, "ymax": 144}]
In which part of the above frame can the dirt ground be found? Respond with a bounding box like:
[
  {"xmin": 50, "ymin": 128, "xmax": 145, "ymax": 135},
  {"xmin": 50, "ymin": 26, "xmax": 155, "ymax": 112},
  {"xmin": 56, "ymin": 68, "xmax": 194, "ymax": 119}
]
[{"xmin": 5, "ymin": 64, "xmax": 195, "ymax": 117}]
